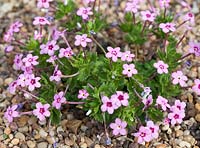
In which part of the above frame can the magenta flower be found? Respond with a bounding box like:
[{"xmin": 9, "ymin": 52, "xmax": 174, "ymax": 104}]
[
  {"xmin": 59, "ymin": 47, "xmax": 74, "ymax": 58},
  {"xmin": 52, "ymin": 91, "xmax": 66, "ymax": 109},
  {"xmin": 133, "ymin": 126, "xmax": 152, "ymax": 145},
  {"xmin": 146, "ymin": 121, "xmax": 159, "ymax": 139},
  {"xmin": 8, "ymin": 80, "xmax": 18, "ymax": 94},
  {"xmin": 142, "ymin": 95, "xmax": 153, "ymax": 108},
  {"xmin": 159, "ymin": 0, "xmax": 170, "ymax": 8},
  {"xmin": 9, "ymin": 21, "xmax": 23, "ymax": 33},
  {"xmin": 153, "ymin": 60, "xmax": 169, "ymax": 74},
  {"xmin": 171, "ymin": 71, "xmax": 188, "ymax": 87},
  {"xmin": 170, "ymin": 100, "xmax": 186, "ymax": 113},
  {"xmin": 78, "ymin": 89, "xmax": 89, "ymax": 99},
  {"xmin": 125, "ymin": 1, "xmax": 139, "ymax": 13},
  {"xmin": 111, "ymin": 91, "xmax": 129, "ymax": 107},
  {"xmin": 192, "ymin": 79, "xmax": 200, "ymax": 95},
  {"xmin": 21, "ymin": 66, "xmax": 34, "ymax": 74},
  {"xmin": 22, "ymin": 54, "xmax": 39, "ymax": 67},
  {"xmin": 110, "ymin": 118, "xmax": 127, "ymax": 136},
  {"xmin": 101, "ymin": 96, "xmax": 118, "ymax": 114},
  {"xmin": 25, "ymin": 74, "xmax": 41, "ymax": 91},
  {"xmin": 40, "ymin": 40, "xmax": 59, "ymax": 56},
  {"xmin": 13, "ymin": 54, "xmax": 23, "ymax": 70},
  {"xmin": 77, "ymin": 7, "xmax": 93, "ymax": 20},
  {"xmin": 50, "ymin": 65, "xmax": 62, "ymax": 82},
  {"xmin": 159, "ymin": 23, "xmax": 176, "ymax": 33},
  {"xmin": 4, "ymin": 105, "xmax": 19, "ymax": 123},
  {"xmin": 156, "ymin": 96, "xmax": 170, "ymax": 111},
  {"xmin": 106, "ymin": 47, "xmax": 122, "ymax": 62},
  {"xmin": 33, "ymin": 102, "xmax": 50, "ymax": 121},
  {"xmin": 74, "ymin": 34, "xmax": 92, "ymax": 48},
  {"xmin": 121, "ymin": 51, "xmax": 135, "ymax": 62},
  {"xmin": 188, "ymin": 42, "xmax": 200, "ymax": 56},
  {"xmin": 141, "ymin": 10, "xmax": 156, "ymax": 22},
  {"xmin": 184, "ymin": 12, "xmax": 195, "ymax": 24},
  {"xmin": 163, "ymin": 117, "xmax": 170, "ymax": 125},
  {"xmin": 37, "ymin": 0, "xmax": 53, "ymax": 8},
  {"xmin": 122, "ymin": 64, "xmax": 138, "ymax": 77},
  {"xmin": 33, "ymin": 17, "xmax": 50, "ymax": 26},
  {"xmin": 168, "ymin": 111, "xmax": 185, "ymax": 126}
]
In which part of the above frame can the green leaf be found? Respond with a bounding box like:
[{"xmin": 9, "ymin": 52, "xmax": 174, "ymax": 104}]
[{"xmin": 50, "ymin": 108, "xmax": 61, "ymax": 125}]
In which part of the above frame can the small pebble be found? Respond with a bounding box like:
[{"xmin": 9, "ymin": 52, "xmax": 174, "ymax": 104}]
[
  {"xmin": 39, "ymin": 129, "xmax": 48, "ymax": 138},
  {"xmin": 27, "ymin": 140, "xmax": 36, "ymax": 148},
  {"xmin": 195, "ymin": 103, "xmax": 200, "ymax": 112},
  {"xmin": 195, "ymin": 114, "xmax": 200, "ymax": 122},
  {"xmin": 4, "ymin": 127, "xmax": 11, "ymax": 135},
  {"xmin": 179, "ymin": 141, "xmax": 191, "ymax": 148},
  {"xmin": 4, "ymin": 77, "xmax": 13, "ymax": 86},
  {"xmin": 15, "ymin": 132, "xmax": 25, "ymax": 141},
  {"xmin": 11, "ymin": 138, "xmax": 19, "ymax": 145},
  {"xmin": 37, "ymin": 142, "xmax": 48, "ymax": 148}
]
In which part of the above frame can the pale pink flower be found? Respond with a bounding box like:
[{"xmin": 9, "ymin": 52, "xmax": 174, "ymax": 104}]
[
  {"xmin": 159, "ymin": 23, "xmax": 176, "ymax": 33},
  {"xmin": 111, "ymin": 91, "xmax": 129, "ymax": 107},
  {"xmin": 74, "ymin": 34, "xmax": 92, "ymax": 47},
  {"xmin": 125, "ymin": 1, "xmax": 140, "ymax": 13},
  {"xmin": 163, "ymin": 117, "xmax": 170, "ymax": 125},
  {"xmin": 37, "ymin": 0, "xmax": 53, "ymax": 9},
  {"xmin": 34, "ymin": 30, "xmax": 43, "ymax": 41},
  {"xmin": 59, "ymin": 47, "xmax": 74, "ymax": 58},
  {"xmin": 159, "ymin": 0, "xmax": 170, "ymax": 8},
  {"xmin": 46, "ymin": 55, "xmax": 58, "ymax": 64},
  {"xmin": 146, "ymin": 121, "xmax": 159, "ymax": 139},
  {"xmin": 168, "ymin": 111, "xmax": 185, "ymax": 126},
  {"xmin": 4, "ymin": 105, "xmax": 19, "ymax": 123},
  {"xmin": 8, "ymin": 80, "xmax": 18, "ymax": 94},
  {"xmin": 21, "ymin": 66, "xmax": 34, "ymax": 74},
  {"xmin": 192, "ymin": 79, "xmax": 200, "ymax": 95},
  {"xmin": 170, "ymin": 100, "xmax": 186, "ymax": 113},
  {"xmin": 25, "ymin": 74, "xmax": 41, "ymax": 91},
  {"xmin": 188, "ymin": 42, "xmax": 200, "ymax": 56},
  {"xmin": 141, "ymin": 10, "xmax": 156, "ymax": 22},
  {"xmin": 33, "ymin": 17, "xmax": 50, "ymax": 26},
  {"xmin": 184, "ymin": 12, "xmax": 195, "ymax": 24},
  {"xmin": 122, "ymin": 64, "xmax": 138, "ymax": 77},
  {"xmin": 142, "ymin": 95, "xmax": 153, "ymax": 108},
  {"xmin": 110, "ymin": 118, "xmax": 127, "ymax": 136},
  {"xmin": 13, "ymin": 54, "xmax": 23, "ymax": 70},
  {"xmin": 171, "ymin": 71, "xmax": 188, "ymax": 87},
  {"xmin": 8, "ymin": 21, "xmax": 23, "ymax": 33},
  {"xmin": 5, "ymin": 45, "xmax": 14, "ymax": 53},
  {"xmin": 33, "ymin": 102, "xmax": 50, "ymax": 121},
  {"xmin": 22, "ymin": 54, "xmax": 39, "ymax": 67},
  {"xmin": 156, "ymin": 96, "xmax": 170, "ymax": 111},
  {"xmin": 78, "ymin": 89, "xmax": 89, "ymax": 99},
  {"xmin": 50, "ymin": 65, "xmax": 62, "ymax": 82},
  {"xmin": 52, "ymin": 91, "xmax": 66, "ymax": 109},
  {"xmin": 17, "ymin": 74, "xmax": 28, "ymax": 87},
  {"xmin": 77, "ymin": 7, "xmax": 93, "ymax": 20},
  {"xmin": 106, "ymin": 47, "xmax": 122, "ymax": 62},
  {"xmin": 51, "ymin": 28, "xmax": 66, "ymax": 41},
  {"xmin": 3, "ymin": 32, "xmax": 14, "ymax": 43},
  {"xmin": 121, "ymin": 51, "xmax": 135, "ymax": 62},
  {"xmin": 84, "ymin": 0, "xmax": 95, "ymax": 4},
  {"xmin": 40, "ymin": 40, "xmax": 59, "ymax": 56},
  {"xmin": 101, "ymin": 96, "xmax": 118, "ymax": 114},
  {"xmin": 153, "ymin": 60, "xmax": 169, "ymax": 74},
  {"xmin": 133, "ymin": 126, "xmax": 152, "ymax": 145}
]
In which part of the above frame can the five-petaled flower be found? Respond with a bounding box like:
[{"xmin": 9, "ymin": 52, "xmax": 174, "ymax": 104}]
[
  {"xmin": 184, "ymin": 12, "xmax": 195, "ymax": 24},
  {"xmin": 156, "ymin": 96, "xmax": 170, "ymax": 111},
  {"xmin": 192, "ymin": 79, "xmax": 200, "ymax": 95},
  {"xmin": 25, "ymin": 74, "xmax": 41, "ymax": 91},
  {"xmin": 188, "ymin": 42, "xmax": 200, "ymax": 56},
  {"xmin": 74, "ymin": 34, "xmax": 92, "ymax": 47},
  {"xmin": 37, "ymin": 0, "xmax": 53, "ymax": 9},
  {"xmin": 78, "ymin": 89, "xmax": 89, "ymax": 99},
  {"xmin": 146, "ymin": 121, "xmax": 159, "ymax": 139},
  {"xmin": 33, "ymin": 16, "xmax": 50, "ymax": 25},
  {"xmin": 141, "ymin": 10, "xmax": 156, "ymax": 22},
  {"xmin": 59, "ymin": 47, "xmax": 74, "ymax": 58},
  {"xmin": 171, "ymin": 71, "xmax": 188, "ymax": 87},
  {"xmin": 122, "ymin": 64, "xmax": 138, "ymax": 77},
  {"xmin": 159, "ymin": 22, "xmax": 176, "ymax": 33},
  {"xmin": 153, "ymin": 60, "xmax": 169, "ymax": 74},
  {"xmin": 133, "ymin": 126, "xmax": 152, "ymax": 145},
  {"xmin": 50, "ymin": 65, "xmax": 62, "ymax": 82},
  {"xmin": 111, "ymin": 91, "xmax": 129, "ymax": 107},
  {"xmin": 33, "ymin": 102, "xmax": 50, "ymax": 121},
  {"xmin": 121, "ymin": 51, "xmax": 135, "ymax": 62},
  {"xmin": 101, "ymin": 96, "xmax": 118, "ymax": 114},
  {"xmin": 40, "ymin": 40, "xmax": 60, "ymax": 56},
  {"xmin": 4, "ymin": 105, "xmax": 19, "ymax": 123},
  {"xmin": 52, "ymin": 91, "xmax": 66, "ymax": 109},
  {"xmin": 159, "ymin": 0, "xmax": 170, "ymax": 8},
  {"xmin": 77, "ymin": 7, "xmax": 93, "ymax": 20},
  {"xmin": 22, "ymin": 54, "xmax": 39, "ymax": 67},
  {"xmin": 106, "ymin": 47, "xmax": 122, "ymax": 62},
  {"xmin": 110, "ymin": 118, "xmax": 127, "ymax": 136},
  {"xmin": 168, "ymin": 111, "xmax": 185, "ymax": 126},
  {"xmin": 125, "ymin": 0, "xmax": 140, "ymax": 13}
]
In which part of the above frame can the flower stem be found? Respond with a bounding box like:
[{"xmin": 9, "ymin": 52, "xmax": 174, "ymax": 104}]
[
  {"xmin": 65, "ymin": 101, "xmax": 84, "ymax": 105},
  {"xmin": 141, "ymin": 21, "xmax": 147, "ymax": 35},
  {"xmin": 91, "ymin": 36, "xmax": 106, "ymax": 54},
  {"xmin": 61, "ymin": 34, "xmax": 71, "ymax": 48},
  {"xmin": 176, "ymin": 21, "xmax": 187, "ymax": 29},
  {"xmin": 21, "ymin": 89, "xmax": 40, "ymax": 100},
  {"xmin": 178, "ymin": 53, "xmax": 192, "ymax": 62},
  {"xmin": 20, "ymin": 111, "xmax": 33, "ymax": 116},
  {"xmin": 61, "ymin": 72, "xmax": 79, "ymax": 78},
  {"xmin": 176, "ymin": 31, "xmax": 187, "ymax": 48}
]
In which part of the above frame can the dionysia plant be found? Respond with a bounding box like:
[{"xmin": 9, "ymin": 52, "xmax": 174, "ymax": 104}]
[{"xmin": 3, "ymin": 0, "xmax": 199, "ymax": 146}]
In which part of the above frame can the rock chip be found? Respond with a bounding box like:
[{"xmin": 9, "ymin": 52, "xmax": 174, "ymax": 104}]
[
  {"xmin": 37, "ymin": 142, "xmax": 48, "ymax": 148},
  {"xmin": 39, "ymin": 129, "xmax": 48, "ymax": 138},
  {"xmin": 4, "ymin": 127, "xmax": 11, "ymax": 135},
  {"xmin": 18, "ymin": 126, "xmax": 29, "ymax": 133},
  {"xmin": 80, "ymin": 143, "xmax": 87, "ymax": 148},
  {"xmin": 175, "ymin": 130, "xmax": 183, "ymax": 137},
  {"xmin": 195, "ymin": 114, "xmax": 200, "ymax": 122},
  {"xmin": 4, "ymin": 77, "xmax": 14, "ymax": 86},
  {"xmin": 15, "ymin": 132, "xmax": 25, "ymax": 141},
  {"xmin": 11, "ymin": 138, "xmax": 20, "ymax": 145},
  {"xmin": 27, "ymin": 140, "xmax": 36, "ymax": 148},
  {"xmin": 46, "ymin": 136, "xmax": 55, "ymax": 144},
  {"xmin": 195, "ymin": 103, "xmax": 200, "ymax": 112},
  {"xmin": 179, "ymin": 141, "xmax": 191, "ymax": 148},
  {"xmin": 156, "ymin": 144, "xmax": 167, "ymax": 148}
]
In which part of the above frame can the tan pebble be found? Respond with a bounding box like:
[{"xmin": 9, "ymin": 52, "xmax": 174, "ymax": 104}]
[
  {"xmin": 27, "ymin": 140, "xmax": 36, "ymax": 148},
  {"xmin": 80, "ymin": 143, "xmax": 87, "ymax": 148},
  {"xmin": 46, "ymin": 136, "xmax": 55, "ymax": 144},
  {"xmin": 94, "ymin": 144, "xmax": 101, "ymax": 148},
  {"xmin": 195, "ymin": 114, "xmax": 200, "ymax": 122},
  {"xmin": 156, "ymin": 144, "xmax": 167, "ymax": 148},
  {"xmin": 4, "ymin": 127, "xmax": 11, "ymax": 135},
  {"xmin": 187, "ymin": 93, "xmax": 193, "ymax": 103},
  {"xmin": 4, "ymin": 78, "xmax": 14, "ymax": 86},
  {"xmin": 195, "ymin": 103, "xmax": 200, "ymax": 112},
  {"xmin": 11, "ymin": 138, "xmax": 19, "ymax": 145},
  {"xmin": 176, "ymin": 130, "xmax": 183, "ymax": 137},
  {"xmin": 0, "ymin": 142, "xmax": 6, "ymax": 148},
  {"xmin": 15, "ymin": 132, "xmax": 25, "ymax": 141},
  {"xmin": 9, "ymin": 134, "xmax": 13, "ymax": 139}
]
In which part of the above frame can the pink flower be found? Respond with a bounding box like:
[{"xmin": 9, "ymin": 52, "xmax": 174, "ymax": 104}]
[
  {"xmin": 125, "ymin": 1, "xmax": 140, "ymax": 13},
  {"xmin": 111, "ymin": 91, "xmax": 129, "ymax": 107},
  {"xmin": 25, "ymin": 74, "xmax": 41, "ymax": 91},
  {"xmin": 34, "ymin": 30, "xmax": 43, "ymax": 41},
  {"xmin": 110, "ymin": 118, "xmax": 127, "ymax": 136},
  {"xmin": 121, "ymin": 51, "xmax": 135, "ymax": 62},
  {"xmin": 46, "ymin": 55, "xmax": 58, "ymax": 64},
  {"xmin": 171, "ymin": 71, "xmax": 188, "ymax": 87},
  {"xmin": 13, "ymin": 54, "xmax": 23, "ymax": 70},
  {"xmin": 188, "ymin": 42, "xmax": 200, "ymax": 56},
  {"xmin": 52, "ymin": 91, "xmax": 66, "ymax": 109},
  {"xmin": 3, "ymin": 32, "xmax": 14, "ymax": 43},
  {"xmin": 133, "ymin": 126, "xmax": 152, "ymax": 145},
  {"xmin": 9, "ymin": 21, "xmax": 23, "ymax": 33},
  {"xmin": 156, "ymin": 96, "xmax": 170, "ymax": 111},
  {"xmin": 78, "ymin": 89, "xmax": 89, "ymax": 99},
  {"xmin": 4, "ymin": 105, "xmax": 19, "ymax": 123},
  {"xmin": 59, "ymin": 47, "xmax": 74, "ymax": 58},
  {"xmin": 170, "ymin": 100, "xmax": 186, "ymax": 113},
  {"xmin": 17, "ymin": 74, "xmax": 28, "ymax": 87},
  {"xmin": 8, "ymin": 80, "xmax": 18, "ymax": 94},
  {"xmin": 184, "ymin": 12, "xmax": 195, "ymax": 24},
  {"xmin": 22, "ymin": 54, "xmax": 39, "ymax": 67},
  {"xmin": 51, "ymin": 28, "xmax": 66, "ymax": 41},
  {"xmin": 21, "ymin": 66, "xmax": 34, "ymax": 74},
  {"xmin": 146, "ymin": 121, "xmax": 159, "ymax": 139},
  {"xmin": 33, "ymin": 102, "xmax": 50, "ymax": 121},
  {"xmin": 40, "ymin": 40, "xmax": 59, "ymax": 56},
  {"xmin": 153, "ymin": 60, "xmax": 168, "ymax": 74},
  {"xmin": 37, "ymin": 0, "xmax": 53, "ymax": 9},
  {"xmin": 101, "ymin": 96, "xmax": 118, "ymax": 114},
  {"xmin": 5, "ymin": 45, "xmax": 14, "ymax": 53},
  {"xmin": 142, "ymin": 95, "xmax": 153, "ymax": 108},
  {"xmin": 106, "ymin": 47, "xmax": 122, "ymax": 62},
  {"xmin": 141, "ymin": 10, "xmax": 156, "ymax": 22},
  {"xmin": 159, "ymin": 23, "xmax": 176, "ymax": 33},
  {"xmin": 163, "ymin": 117, "xmax": 170, "ymax": 125},
  {"xmin": 122, "ymin": 64, "xmax": 138, "ymax": 77},
  {"xmin": 159, "ymin": 0, "xmax": 170, "ymax": 8},
  {"xmin": 77, "ymin": 7, "xmax": 93, "ymax": 20},
  {"xmin": 83, "ymin": 0, "xmax": 95, "ymax": 4},
  {"xmin": 33, "ymin": 17, "xmax": 50, "ymax": 26},
  {"xmin": 50, "ymin": 65, "xmax": 62, "ymax": 82},
  {"xmin": 192, "ymin": 79, "xmax": 200, "ymax": 95},
  {"xmin": 74, "ymin": 34, "xmax": 92, "ymax": 47},
  {"xmin": 168, "ymin": 111, "xmax": 185, "ymax": 126}
]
